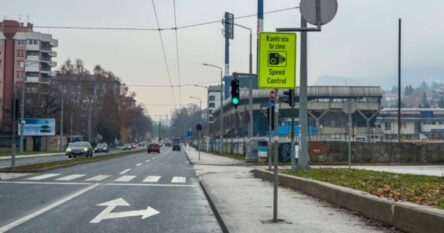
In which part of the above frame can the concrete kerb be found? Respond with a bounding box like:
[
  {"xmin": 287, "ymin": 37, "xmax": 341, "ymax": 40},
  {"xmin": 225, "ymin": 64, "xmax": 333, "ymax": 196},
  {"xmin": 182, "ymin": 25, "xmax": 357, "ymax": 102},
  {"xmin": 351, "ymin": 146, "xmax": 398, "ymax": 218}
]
[
  {"xmin": 252, "ymin": 169, "xmax": 444, "ymax": 233},
  {"xmin": 0, "ymin": 152, "xmax": 64, "ymax": 160}
]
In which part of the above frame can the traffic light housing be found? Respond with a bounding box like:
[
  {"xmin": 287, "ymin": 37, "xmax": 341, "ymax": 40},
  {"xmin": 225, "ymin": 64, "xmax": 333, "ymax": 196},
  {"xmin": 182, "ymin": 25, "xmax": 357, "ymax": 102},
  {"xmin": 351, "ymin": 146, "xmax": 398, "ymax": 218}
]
[
  {"xmin": 282, "ymin": 89, "xmax": 294, "ymax": 106},
  {"xmin": 230, "ymin": 79, "xmax": 240, "ymax": 108}
]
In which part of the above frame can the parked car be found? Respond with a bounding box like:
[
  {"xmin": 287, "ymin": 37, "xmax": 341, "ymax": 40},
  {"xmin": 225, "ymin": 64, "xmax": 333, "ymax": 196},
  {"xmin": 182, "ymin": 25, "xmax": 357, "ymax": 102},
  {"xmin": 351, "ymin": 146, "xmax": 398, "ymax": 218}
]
[
  {"xmin": 66, "ymin": 141, "xmax": 93, "ymax": 158},
  {"xmin": 147, "ymin": 143, "xmax": 161, "ymax": 153},
  {"xmin": 131, "ymin": 143, "xmax": 137, "ymax": 149},
  {"xmin": 122, "ymin": 143, "xmax": 132, "ymax": 150},
  {"xmin": 94, "ymin": 143, "xmax": 109, "ymax": 153}
]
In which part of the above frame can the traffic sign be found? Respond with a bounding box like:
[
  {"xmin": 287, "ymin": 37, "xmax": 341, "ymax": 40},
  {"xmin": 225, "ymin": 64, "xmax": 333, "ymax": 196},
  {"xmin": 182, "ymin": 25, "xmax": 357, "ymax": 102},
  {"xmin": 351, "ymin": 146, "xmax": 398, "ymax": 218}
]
[
  {"xmin": 196, "ymin": 124, "xmax": 203, "ymax": 132},
  {"xmin": 224, "ymin": 12, "xmax": 234, "ymax": 39},
  {"xmin": 258, "ymin": 32, "xmax": 297, "ymax": 89}
]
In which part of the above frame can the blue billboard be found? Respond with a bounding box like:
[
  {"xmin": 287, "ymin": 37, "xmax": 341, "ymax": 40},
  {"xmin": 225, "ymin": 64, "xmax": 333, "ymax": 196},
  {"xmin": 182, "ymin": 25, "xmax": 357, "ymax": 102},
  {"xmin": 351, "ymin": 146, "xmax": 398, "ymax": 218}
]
[{"xmin": 18, "ymin": 118, "xmax": 56, "ymax": 136}]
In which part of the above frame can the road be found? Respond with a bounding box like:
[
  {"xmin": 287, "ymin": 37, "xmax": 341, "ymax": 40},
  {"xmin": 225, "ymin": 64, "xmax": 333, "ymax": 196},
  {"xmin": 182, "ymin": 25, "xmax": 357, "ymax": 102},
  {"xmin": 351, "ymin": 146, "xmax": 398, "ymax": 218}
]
[
  {"xmin": 0, "ymin": 147, "xmax": 221, "ymax": 233},
  {"xmin": 0, "ymin": 148, "xmax": 129, "ymax": 169}
]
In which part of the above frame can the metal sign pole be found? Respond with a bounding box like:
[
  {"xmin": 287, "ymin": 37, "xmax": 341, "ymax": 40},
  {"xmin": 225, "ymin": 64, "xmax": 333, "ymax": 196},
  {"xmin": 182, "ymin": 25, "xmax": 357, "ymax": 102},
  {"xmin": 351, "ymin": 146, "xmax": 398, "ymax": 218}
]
[{"xmin": 273, "ymin": 89, "xmax": 279, "ymax": 222}]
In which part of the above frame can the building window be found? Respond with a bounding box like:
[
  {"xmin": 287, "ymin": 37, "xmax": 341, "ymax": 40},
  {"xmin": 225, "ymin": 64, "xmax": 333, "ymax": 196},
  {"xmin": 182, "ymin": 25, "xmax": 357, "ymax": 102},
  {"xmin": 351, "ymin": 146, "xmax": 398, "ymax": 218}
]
[
  {"xmin": 16, "ymin": 50, "xmax": 25, "ymax": 57},
  {"xmin": 385, "ymin": 122, "xmax": 391, "ymax": 130},
  {"xmin": 28, "ymin": 39, "xmax": 38, "ymax": 45},
  {"xmin": 209, "ymin": 102, "xmax": 215, "ymax": 108},
  {"xmin": 16, "ymin": 61, "xmax": 24, "ymax": 68},
  {"xmin": 16, "ymin": 40, "xmax": 26, "ymax": 46},
  {"xmin": 209, "ymin": 95, "xmax": 215, "ymax": 101},
  {"xmin": 16, "ymin": 71, "xmax": 25, "ymax": 79}
]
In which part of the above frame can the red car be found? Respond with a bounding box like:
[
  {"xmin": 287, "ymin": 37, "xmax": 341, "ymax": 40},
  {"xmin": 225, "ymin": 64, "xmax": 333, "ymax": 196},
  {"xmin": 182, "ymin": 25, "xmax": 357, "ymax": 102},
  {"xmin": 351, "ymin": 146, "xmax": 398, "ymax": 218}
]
[{"xmin": 147, "ymin": 143, "xmax": 160, "ymax": 153}]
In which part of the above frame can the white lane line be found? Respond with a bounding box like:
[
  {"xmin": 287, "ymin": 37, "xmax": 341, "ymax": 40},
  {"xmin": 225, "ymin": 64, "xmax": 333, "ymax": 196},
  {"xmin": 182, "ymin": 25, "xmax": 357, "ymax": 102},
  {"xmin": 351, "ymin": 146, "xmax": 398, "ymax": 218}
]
[
  {"xmin": 136, "ymin": 163, "xmax": 142, "ymax": 167},
  {"xmin": 56, "ymin": 174, "xmax": 86, "ymax": 181},
  {"xmin": 119, "ymin": 169, "xmax": 131, "ymax": 175},
  {"xmin": 171, "ymin": 176, "xmax": 186, "ymax": 183},
  {"xmin": 143, "ymin": 176, "xmax": 161, "ymax": 183},
  {"xmin": 0, "ymin": 184, "xmax": 99, "ymax": 233},
  {"xmin": 0, "ymin": 181, "xmax": 195, "ymax": 187},
  {"xmin": 85, "ymin": 175, "xmax": 111, "ymax": 182},
  {"xmin": 145, "ymin": 159, "xmax": 150, "ymax": 163},
  {"xmin": 26, "ymin": 173, "xmax": 60, "ymax": 180},
  {"xmin": 114, "ymin": 175, "xmax": 136, "ymax": 182}
]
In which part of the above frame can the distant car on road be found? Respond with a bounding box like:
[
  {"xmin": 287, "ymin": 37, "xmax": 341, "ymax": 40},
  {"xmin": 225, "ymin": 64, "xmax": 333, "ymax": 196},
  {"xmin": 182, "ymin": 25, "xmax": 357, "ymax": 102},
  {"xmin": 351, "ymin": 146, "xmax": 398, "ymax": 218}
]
[
  {"xmin": 94, "ymin": 143, "xmax": 109, "ymax": 153},
  {"xmin": 131, "ymin": 143, "xmax": 137, "ymax": 149},
  {"xmin": 66, "ymin": 141, "xmax": 93, "ymax": 158},
  {"xmin": 122, "ymin": 143, "xmax": 132, "ymax": 150},
  {"xmin": 147, "ymin": 143, "xmax": 161, "ymax": 153},
  {"xmin": 172, "ymin": 137, "xmax": 181, "ymax": 151}
]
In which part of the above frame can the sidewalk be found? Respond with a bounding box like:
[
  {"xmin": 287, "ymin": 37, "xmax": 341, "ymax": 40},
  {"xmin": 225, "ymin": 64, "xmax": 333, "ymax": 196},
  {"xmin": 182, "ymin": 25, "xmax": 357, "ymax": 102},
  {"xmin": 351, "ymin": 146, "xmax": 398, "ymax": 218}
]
[
  {"xmin": 185, "ymin": 146, "xmax": 396, "ymax": 233},
  {"xmin": 0, "ymin": 152, "xmax": 63, "ymax": 160}
]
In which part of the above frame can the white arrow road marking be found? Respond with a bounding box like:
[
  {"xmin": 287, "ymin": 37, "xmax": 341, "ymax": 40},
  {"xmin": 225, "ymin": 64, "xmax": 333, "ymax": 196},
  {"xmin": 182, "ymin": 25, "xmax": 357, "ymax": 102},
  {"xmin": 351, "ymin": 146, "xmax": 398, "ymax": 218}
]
[
  {"xmin": 90, "ymin": 198, "xmax": 159, "ymax": 223},
  {"xmin": 119, "ymin": 169, "xmax": 131, "ymax": 175},
  {"xmin": 136, "ymin": 163, "xmax": 142, "ymax": 167},
  {"xmin": 0, "ymin": 184, "xmax": 99, "ymax": 232},
  {"xmin": 26, "ymin": 173, "xmax": 60, "ymax": 180}
]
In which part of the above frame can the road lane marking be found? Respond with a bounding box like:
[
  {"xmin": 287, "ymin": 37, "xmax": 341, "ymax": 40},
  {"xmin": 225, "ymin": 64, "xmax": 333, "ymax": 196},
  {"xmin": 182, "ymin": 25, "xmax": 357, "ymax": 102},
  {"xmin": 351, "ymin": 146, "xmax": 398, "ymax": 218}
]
[
  {"xmin": 0, "ymin": 180, "xmax": 195, "ymax": 187},
  {"xmin": 0, "ymin": 184, "xmax": 99, "ymax": 233},
  {"xmin": 26, "ymin": 173, "xmax": 60, "ymax": 180},
  {"xmin": 171, "ymin": 176, "xmax": 186, "ymax": 183},
  {"xmin": 136, "ymin": 163, "xmax": 142, "ymax": 167},
  {"xmin": 56, "ymin": 174, "xmax": 86, "ymax": 181},
  {"xmin": 145, "ymin": 159, "xmax": 150, "ymax": 163},
  {"xmin": 86, "ymin": 175, "xmax": 111, "ymax": 182},
  {"xmin": 143, "ymin": 176, "xmax": 161, "ymax": 183},
  {"xmin": 90, "ymin": 198, "xmax": 159, "ymax": 223},
  {"xmin": 119, "ymin": 169, "xmax": 131, "ymax": 175},
  {"xmin": 114, "ymin": 175, "xmax": 136, "ymax": 182}
]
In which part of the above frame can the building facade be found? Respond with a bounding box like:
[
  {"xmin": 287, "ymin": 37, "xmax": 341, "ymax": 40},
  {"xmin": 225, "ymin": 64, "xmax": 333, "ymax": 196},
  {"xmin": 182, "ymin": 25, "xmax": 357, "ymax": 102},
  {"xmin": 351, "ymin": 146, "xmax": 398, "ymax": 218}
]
[
  {"xmin": 207, "ymin": 85, "xmax": 221, "ymax": 124},
  {"xmin": 0, "ymin": 20, "xmax": 57, "ymax": 134}
]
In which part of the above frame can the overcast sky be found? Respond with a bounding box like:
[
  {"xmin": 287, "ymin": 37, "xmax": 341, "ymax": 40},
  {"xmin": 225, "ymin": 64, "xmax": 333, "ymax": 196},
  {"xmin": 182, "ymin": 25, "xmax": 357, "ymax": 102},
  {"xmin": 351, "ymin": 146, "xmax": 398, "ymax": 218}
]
[{"xmin": 2, "ymin": 0, "xmax": 444, "ymax": 117}]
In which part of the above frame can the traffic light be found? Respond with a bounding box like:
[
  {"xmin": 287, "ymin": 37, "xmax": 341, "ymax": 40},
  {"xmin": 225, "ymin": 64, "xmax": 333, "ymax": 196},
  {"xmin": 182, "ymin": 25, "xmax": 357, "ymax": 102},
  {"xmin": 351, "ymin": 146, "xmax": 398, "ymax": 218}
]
[
  {"xmin": 282, "ymin": 89, "xmax": 294, "ymax": 106},
  {"xmin": 230, "ymin": 79, "xmax": 240, "ymax": 108}
]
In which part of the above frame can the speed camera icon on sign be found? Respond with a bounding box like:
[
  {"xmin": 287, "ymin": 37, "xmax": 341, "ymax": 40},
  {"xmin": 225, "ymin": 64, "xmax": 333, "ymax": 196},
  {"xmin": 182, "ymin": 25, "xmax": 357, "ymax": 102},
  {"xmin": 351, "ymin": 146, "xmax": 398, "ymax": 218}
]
[{"xmin": 268, "ymin": 51, "xmax": 287, "ymax": 67}]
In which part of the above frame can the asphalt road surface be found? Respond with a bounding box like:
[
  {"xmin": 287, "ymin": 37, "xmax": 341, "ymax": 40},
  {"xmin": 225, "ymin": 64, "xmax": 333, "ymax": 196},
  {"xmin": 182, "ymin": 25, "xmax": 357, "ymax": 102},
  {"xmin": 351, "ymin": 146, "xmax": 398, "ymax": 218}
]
[
  {"xmin": 0, "ymin": 148, "xmax": 128, "ymax": 169},
  {"xmin": 0, "ymin": 147, "xmax": 221, "ymax": 233}
]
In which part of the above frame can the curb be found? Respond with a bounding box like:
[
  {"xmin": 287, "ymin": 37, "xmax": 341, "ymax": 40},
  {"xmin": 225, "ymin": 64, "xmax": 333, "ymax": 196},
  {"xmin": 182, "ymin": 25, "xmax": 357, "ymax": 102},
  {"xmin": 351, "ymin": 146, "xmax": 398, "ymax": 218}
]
[
  {"xmin": 252, "ymin": 169, "xmax": 444, "ymax": 233},
  {"xmin": 0, "ymin": 153, "xmax": 63, "ymax": 160},
  {"xmin": 183, "ymin": 147, "xmax": 194, "ymax": 165},
  {"xmin": 199, "ymin": 180, "xmax": 229, "ymax": 233}
]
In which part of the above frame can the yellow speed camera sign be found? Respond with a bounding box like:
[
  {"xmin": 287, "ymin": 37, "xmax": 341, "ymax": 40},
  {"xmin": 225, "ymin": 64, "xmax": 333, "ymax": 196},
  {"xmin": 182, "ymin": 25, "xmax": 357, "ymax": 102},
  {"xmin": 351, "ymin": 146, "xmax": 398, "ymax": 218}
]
[{"xmin": 258, "ymin": 32, "xmax": 297, "ymax": 89}]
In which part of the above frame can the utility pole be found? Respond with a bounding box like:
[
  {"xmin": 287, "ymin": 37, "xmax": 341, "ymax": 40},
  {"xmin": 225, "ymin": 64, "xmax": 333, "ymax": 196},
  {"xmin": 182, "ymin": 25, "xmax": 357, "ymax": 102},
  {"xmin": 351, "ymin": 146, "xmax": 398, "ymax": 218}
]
[
  {"xmin": 397, "ymin": 18, "xmax": 402, "ymax": 143},
  {"xmin": 290, "ymin": 91, "xmax": 296, "ymax": 170},
  {"xmin": 272, "ymin": 89, "xmax": 279, "ymax": 222},
  {"xmin": 88, "ymin": 97, "xmax": 92, "ymax": 143},
  {"xmin": 19, "ymin": 81, "xmax": 25, "ymax": 153},
  {"xmin": 11, "ymin": 87, "xmax": 17, "ymax": 170},
  {"xmin": 59, "ymin": 87, "xmax": 64, "ymax": 152},
  {"xmin": 298, "ymin": 17, "xmax": 310, "ymax": 169}
]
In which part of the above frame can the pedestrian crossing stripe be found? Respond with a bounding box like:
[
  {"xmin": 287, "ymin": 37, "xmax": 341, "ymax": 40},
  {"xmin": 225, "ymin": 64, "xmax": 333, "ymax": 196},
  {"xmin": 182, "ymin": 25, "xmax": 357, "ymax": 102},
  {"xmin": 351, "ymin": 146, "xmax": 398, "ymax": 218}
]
[
  {"xmin": 26, "ymin": 173, "xmax": 60, "ymax": 180},
  {"xmin": 56, "ymin": 174, "xmax": 85, "ymax": 181},
  {"xmin": 171, "ymin": 176, "xmax": 186, "ymax": 183},
  {"xmin": 114, "ymin": 175, "xmax": 136, "ymax": 182},
  {"xmin": 24, "ymin": 174, "xmax": 188, "ymax": 184},
  {"xmin": 86, "ymin": 175, "xmax": 111, "ymax": 182},
  {"xmin": 143, "ymin": 176, "xmax": 161, "ymax": 183}
]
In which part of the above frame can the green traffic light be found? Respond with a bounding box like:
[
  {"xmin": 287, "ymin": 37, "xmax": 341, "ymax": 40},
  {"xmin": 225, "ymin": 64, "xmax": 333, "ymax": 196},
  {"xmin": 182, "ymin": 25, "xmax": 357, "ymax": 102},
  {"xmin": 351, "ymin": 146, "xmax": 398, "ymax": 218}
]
[{"xmin": 232, "ymin": 97, "xmax": 239, "ymax": 105}]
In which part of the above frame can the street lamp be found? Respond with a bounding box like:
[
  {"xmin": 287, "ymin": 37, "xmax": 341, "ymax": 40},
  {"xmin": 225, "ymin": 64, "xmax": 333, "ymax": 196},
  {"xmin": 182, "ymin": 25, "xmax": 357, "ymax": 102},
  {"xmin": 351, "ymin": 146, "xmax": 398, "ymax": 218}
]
[
  {"xmin": 233, "ymin": 23, "xmax": 254, "ymax": 138},
  {"xmin": 202, "ymin": 63, "xmax": 224, "ymax": 154}
]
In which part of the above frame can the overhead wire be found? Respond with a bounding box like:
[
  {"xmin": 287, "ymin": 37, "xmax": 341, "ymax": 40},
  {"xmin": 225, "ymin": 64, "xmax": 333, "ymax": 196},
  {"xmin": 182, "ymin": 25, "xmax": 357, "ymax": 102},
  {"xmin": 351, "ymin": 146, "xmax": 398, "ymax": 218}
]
[
  {"xmin": 151, "ymin": 0, "xmax": 176, "ymax": 108},
  {"xmin": 173, "ymin": 0, "xmax": 182, "ymax": 107}
]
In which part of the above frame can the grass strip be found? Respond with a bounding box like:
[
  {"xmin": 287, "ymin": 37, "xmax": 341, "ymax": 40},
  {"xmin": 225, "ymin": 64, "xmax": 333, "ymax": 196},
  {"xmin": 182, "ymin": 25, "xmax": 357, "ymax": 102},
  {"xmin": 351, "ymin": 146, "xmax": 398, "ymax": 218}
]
[
  {"xmin": 0, "ymin": 150, "xmax": 143, "ymax": 173},
  {"xmin": 282, "ymin": 168, "xmax": 444, "ymax": 209}
]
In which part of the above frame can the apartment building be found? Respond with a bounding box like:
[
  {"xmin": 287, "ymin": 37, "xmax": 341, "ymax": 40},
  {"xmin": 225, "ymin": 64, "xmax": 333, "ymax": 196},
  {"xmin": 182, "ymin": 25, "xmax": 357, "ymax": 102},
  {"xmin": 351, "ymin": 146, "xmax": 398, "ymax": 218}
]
[
  {"xmin": 0, "ymin": 20, "xmax": 58, "ymax": 133},
  {"xmin": 207, "ymin": 85, "xmax": 221, "ymax": 123}
]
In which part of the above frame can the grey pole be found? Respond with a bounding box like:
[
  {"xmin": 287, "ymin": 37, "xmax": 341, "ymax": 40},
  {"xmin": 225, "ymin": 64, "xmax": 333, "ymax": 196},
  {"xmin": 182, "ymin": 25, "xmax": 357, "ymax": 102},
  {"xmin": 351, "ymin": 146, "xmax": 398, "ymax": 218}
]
[
  {"xmin": 298, "ymin": 17, "xmax": 310, "ymax": 169},
  {"xmin": 248, "ymin": 28, "xmax": 253, "ymax": 138},
  {"xmin": 59, "ymin": 87, "xmax": 64, "ymax": 152},
  {"xmin": 88, "ymin": 98, "xmax": 92, "ymax": 143},
  {"xmin": 11, "ymin": 86, "xmax": 17, "ymax": 170},
  {"xmin": 220, "ymin": 70, "xmax": 224, "ymax": 154},
  {"xmin": 273, "ymin": 89, "xmax": 279, "ymax": 222},
  {"xmin": 348, "ymin": 112, "xmax": 352, "ymax": 169},
  {"xmin": 397, "ymin": 18, "xmax": 402, "ymax": 143},
  {"xmin": 290, "ymin": 93, "xmax": 296, "ymax": 170},
  {"xmin": 268, "ymin": 106, "xmax": 272, "ymax": 170},
  {"xmin": 19, "ymin": 81, "xmax": 25, "ymax": 153}
]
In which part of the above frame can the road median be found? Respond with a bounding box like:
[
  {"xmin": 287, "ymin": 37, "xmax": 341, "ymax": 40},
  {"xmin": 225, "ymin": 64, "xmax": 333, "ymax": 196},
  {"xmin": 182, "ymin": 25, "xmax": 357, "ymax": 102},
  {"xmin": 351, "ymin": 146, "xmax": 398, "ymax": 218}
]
[
  {"xmin": 0, "ymin": 150, "xmax": 144, "ymax": 173},
  {"xmin": 252, "ymin": 168, "xmax": 444, "ymax": 233}
]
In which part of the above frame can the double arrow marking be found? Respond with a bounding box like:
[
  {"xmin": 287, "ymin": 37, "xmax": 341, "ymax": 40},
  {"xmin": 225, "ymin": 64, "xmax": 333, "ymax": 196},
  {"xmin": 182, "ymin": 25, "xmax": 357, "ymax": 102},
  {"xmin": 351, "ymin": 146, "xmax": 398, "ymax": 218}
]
[{"xmin": 90, "ymin": 198, "xmax": 159, "ymax": 223}]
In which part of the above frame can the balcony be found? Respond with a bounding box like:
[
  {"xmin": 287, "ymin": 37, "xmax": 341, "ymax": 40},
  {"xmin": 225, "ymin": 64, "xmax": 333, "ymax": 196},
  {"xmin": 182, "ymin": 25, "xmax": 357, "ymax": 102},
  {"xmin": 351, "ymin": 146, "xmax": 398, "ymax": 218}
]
[
  {"xmin": 50, "ymin": 61, "xmax": 57, "ymax": 67},
  {"xmin": 50, "ymin": 39, "xmax": 58, "ymax": 47},
  {"xmin": 49, "ymin": 51, "xmax": 57, "ymax": 57},
  {"xmin": 26, "ymin": 55, "xmax": 40, "ymax": 62},
  {"xmin": 26, "ymin": 43, "xmax": 40, "ymax": 51},
  {"xmin": 26, "ymin": 76, "xmax": 40, "ymax": 83},
  {"xmin": 25, "ymin": 65, "xmax": 40, "ymax": 72}
]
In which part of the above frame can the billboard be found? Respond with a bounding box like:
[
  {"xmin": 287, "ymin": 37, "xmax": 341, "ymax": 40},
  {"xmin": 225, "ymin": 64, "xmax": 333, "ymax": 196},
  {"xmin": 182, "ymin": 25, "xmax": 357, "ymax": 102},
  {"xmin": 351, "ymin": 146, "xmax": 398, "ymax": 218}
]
[{"xmin": 18, "ymin": 118, "xmax": 56, "ymax": 136}]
